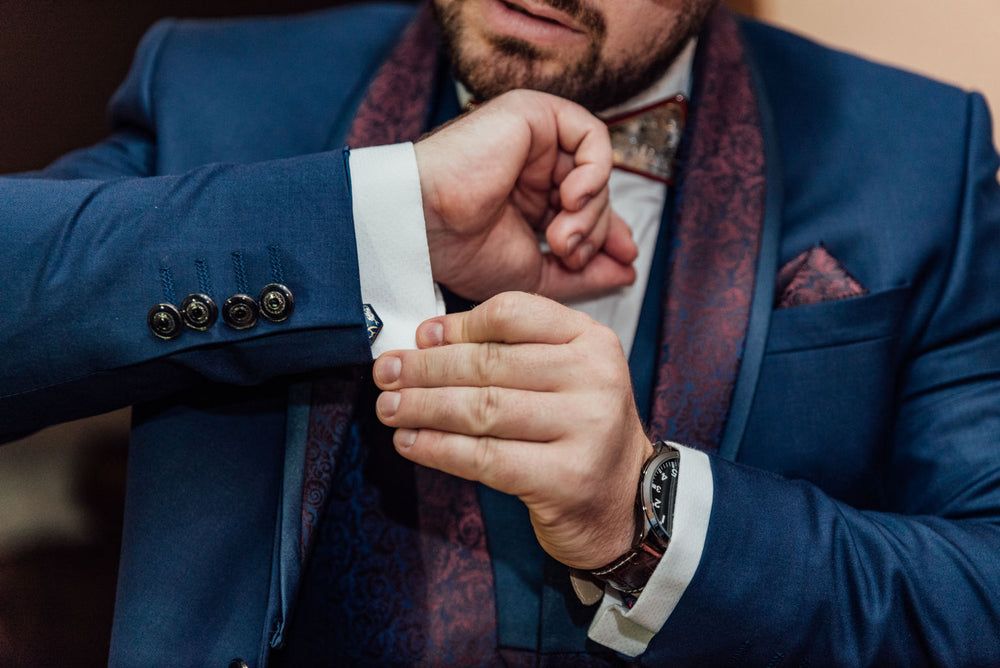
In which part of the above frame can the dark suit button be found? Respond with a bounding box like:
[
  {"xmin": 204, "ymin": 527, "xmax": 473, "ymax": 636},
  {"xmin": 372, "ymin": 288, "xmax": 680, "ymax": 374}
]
[
  {"xmin": 181, "ymin": 293, "xmax": 218, "ymax": 331},
  {"xmin": 258, "ymin": 283, "xmax": 294, "ymax": 322},
  {"xmin": 222, "ymin": 294, "xmax": 259, "ymax": 330},
  {"xmin": 147, "ymin": 303, "xmax": 183, "ymax": 340},
  {"xmin": 228, "ymin": 660, "xmax": 249, "ymax": 668}
]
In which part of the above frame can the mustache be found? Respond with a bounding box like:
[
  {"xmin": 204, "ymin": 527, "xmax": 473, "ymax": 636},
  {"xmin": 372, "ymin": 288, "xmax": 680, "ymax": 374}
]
[{"xmin": 527, "ymin": 0, "xmax": 606, "ymax": 35}]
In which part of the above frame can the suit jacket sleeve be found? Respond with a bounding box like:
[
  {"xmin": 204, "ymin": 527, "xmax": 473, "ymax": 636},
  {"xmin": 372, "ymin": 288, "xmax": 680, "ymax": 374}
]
[
  {"xmin": 633, "ymin": 93, "xmax": 1000, "ymax": 665},
  {"xmin": 0, "ymin": 21, "xmax": 371, "ymax": 441}
]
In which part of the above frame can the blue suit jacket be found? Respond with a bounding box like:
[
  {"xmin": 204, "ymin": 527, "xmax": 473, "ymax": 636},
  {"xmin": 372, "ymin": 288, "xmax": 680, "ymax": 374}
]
[{"xmin": 3, "ymin": 4, "xmax": 1000, "ymax": 666}]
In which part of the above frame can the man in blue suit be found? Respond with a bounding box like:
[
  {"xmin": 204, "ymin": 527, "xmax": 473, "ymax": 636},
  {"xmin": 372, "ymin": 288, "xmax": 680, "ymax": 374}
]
[{"xmin": 3, "ymin": 0, "xmax": 1000, "ymax": 665}]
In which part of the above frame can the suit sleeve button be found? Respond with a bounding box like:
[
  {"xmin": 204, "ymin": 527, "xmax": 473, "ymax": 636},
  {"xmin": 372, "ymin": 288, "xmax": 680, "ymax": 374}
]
[
  {"xmin": 228, "ymin": 660, "xmax": 249, "ymax": 668},
  {"xmin": 258, "ymin": 283, "xmax": 294, "ymax": 322},
  {"xmin": 222, "ymin": 294, "xmax": 260, "ymax": 330},
  {"xmin": 147, "ymin": 303, "xmax": 183, "ymax": 340},
  {"xmin": 181, "ymin": 293, "xmax": 218, "ymax": 330}
]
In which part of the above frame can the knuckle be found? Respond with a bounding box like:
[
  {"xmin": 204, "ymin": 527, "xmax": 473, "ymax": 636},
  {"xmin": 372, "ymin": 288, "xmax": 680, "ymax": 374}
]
[
  {"xmin": 476, "ymin": 341, "xmax": 504, "ymax": 380},
  {"xmin": 399, "ymin": 349, "xmax": 428, "ymax": 383},
  {"xmin": 471, "ymin": 435, "xmax": 499, "ymax": 477},
  {"xmin": 418, "ymin": 430, "xmax": 448, "ymax": 467},
  {"xmin": 442, "ymin": 348, "xmax": 465, "ymax": 383},
  {"xmin": 474, "ymin": 385, "xmax": 503, "ymax": 432},
  {"xmin": 591, "ymin": 321, "xmax": 621, "ymax": 349},
  {"xmin": 486, "ymin": 292, "xmax": 517, "ymax": 326},
  {"xmin": 596, "ymin": 122, "xmax": 611, "ymax": 144},
  {"xmin": 587, "ymin": 327, "xmax": 627, "ymax": 381},
  {"xmin": 398, "ymin": 388, "xmax": 425, "ymax": 421}
]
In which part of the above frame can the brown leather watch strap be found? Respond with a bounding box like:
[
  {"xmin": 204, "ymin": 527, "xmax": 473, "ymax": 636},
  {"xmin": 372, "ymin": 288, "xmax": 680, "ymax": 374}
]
[{"xmin": 589, "ymin": 541, "xmax": 664, "ymax": 596}]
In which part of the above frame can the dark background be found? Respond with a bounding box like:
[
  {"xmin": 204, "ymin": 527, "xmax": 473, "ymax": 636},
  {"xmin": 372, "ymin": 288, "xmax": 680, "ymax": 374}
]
[
  {"xmin": 0, "ymin": 1, "xmax": 755, "ymax": 665},
  {"xmin": 0, "ymin": 0, "xmax": 345, "ymax": 174}
]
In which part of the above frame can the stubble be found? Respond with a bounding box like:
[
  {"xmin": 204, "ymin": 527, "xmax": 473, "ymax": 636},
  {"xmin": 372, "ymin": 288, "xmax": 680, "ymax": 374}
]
[{"xmin": 436, "ymin": 0, "xmax": 716, "ymax": 112}]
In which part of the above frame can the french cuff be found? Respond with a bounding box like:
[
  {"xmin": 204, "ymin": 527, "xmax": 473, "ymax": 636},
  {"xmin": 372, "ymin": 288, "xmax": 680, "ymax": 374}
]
[
  {"xmin": 349, "ymin": 143, "xmax": 445, "ymax": 356},
  {"xmin": 587, "ymin": 445, "xmax": 713, "ymax": 657}
]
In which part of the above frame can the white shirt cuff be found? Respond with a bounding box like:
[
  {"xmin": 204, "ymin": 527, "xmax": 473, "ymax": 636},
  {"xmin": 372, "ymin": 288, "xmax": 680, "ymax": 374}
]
[
  {"xmin": 587, "ymin": 444, "xmax": 713, "ymax": 656},
  {"xmin": 349, "ymin": 143, "xmax": 445, "ymax": 356}
]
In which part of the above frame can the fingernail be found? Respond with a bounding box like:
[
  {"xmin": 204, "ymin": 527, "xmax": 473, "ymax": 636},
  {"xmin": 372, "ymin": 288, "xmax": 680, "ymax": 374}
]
[
  {"xmin": 396, "ymin": 428, "xmax": 417, "ymax": 448},
  {"xmin": 377, "ymin": 391, "xmax": 400, "ymax": 417},
  {"xmin": 577, "ymin": 193, "xmax": 593, "ymax": 209},
  {"xmin": 375, "ymin": 355, "xmax": 401, "ymax": 384},
  {"xmin": 578, "ymin": 242, "xmax": 595, "ymax": 263},
  {"xmin": 422, "ymin": 321, "xmax": 444, "ymax": 347},
  {"xmin": 566, "ymin": 233, "xmax": 583, "ymax": 255}
]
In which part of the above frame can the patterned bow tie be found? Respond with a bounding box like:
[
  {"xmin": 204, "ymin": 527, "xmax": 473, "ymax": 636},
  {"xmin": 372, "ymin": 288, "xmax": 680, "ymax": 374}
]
[
  {"xmin": 465, "ymin": 93, "xmax": 687, "ymax": 184},
  {"xmin": 605, "ymin": 94, "xmax": 688, "ymax": 184}
]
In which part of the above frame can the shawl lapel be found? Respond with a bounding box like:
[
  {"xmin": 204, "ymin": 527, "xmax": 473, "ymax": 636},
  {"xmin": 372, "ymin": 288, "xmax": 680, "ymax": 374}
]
[{"xmin": 648, "ymin": 5, "xmax": 773, "ymax": 457}]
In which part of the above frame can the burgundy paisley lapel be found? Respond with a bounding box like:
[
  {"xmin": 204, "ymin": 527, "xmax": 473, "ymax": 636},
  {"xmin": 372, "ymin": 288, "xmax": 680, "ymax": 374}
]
[
  {"xmin": 648, "ymin": 6, "xmax": 767, "ymax": 454},
  {"xmin": 774, "ymin": 244, "xmax": 868, "ymax": 309},
  {"xmin": 345, "ymin": 3, "xmax": 441, "ymax": 147}
]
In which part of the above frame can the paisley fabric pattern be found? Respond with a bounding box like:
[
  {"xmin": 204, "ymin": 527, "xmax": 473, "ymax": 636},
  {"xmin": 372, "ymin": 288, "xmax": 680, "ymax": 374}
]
[
  {"xmin": 414, "ymin": 465, "xmax": 499, "ymax": 663},
  {"xmin": 774, "ymin": 243, "xmax": 868, "ymax": 309},
  {"xmin": 648, "ymin": 6, "xmax": 767, "ymax": 453},
  {"xmin": 344, "ymin": 3, "xmax": 441, "ymax": 148},
  {"xmin": 301, "ymin": 367, "xmax": 358, "ymax": 561},
  {"xmin": 284, "ymin": 409, "xmax": 436, "ymax": 663}
]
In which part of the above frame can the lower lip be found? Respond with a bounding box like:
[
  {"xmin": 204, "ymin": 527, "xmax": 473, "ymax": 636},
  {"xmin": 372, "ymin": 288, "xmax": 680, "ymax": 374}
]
[{"xmin": 479, "ymin": 0, "xmax": 585, "ymax": 47}]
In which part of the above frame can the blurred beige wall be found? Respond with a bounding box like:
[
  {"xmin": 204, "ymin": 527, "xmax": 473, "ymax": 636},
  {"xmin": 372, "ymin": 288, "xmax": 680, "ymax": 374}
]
[{"xmin": 732, "ymin": 0, "xmax": 1000, "ymax": 152}]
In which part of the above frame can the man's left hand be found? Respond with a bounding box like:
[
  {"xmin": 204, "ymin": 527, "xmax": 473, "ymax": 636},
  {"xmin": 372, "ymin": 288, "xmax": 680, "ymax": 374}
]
[{"xmin": 373, "ymin": 291, "xmax": 653, "ymax": 569}]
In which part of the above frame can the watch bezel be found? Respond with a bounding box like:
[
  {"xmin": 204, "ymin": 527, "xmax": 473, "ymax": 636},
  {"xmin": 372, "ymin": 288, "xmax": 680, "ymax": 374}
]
[{"xmin": 638, "ymin": 442, "xmax": 680, "ymax": 551}]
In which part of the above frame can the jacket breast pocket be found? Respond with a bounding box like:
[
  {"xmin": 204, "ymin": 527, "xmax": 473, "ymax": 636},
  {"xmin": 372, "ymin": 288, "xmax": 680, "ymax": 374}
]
[
  {"xmin": 740, "ymin": 286, "xmax": 911, "ymax": 507},
  {"xmin": 765, "ymin": 285, "xmax": 910, "ymax": 353}
]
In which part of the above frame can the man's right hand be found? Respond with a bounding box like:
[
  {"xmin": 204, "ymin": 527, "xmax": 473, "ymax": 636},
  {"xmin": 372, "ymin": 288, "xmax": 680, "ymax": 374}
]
[
  {"xmin": 414, "ymin": 90, "xmax": 638, "ymax": 303},
  {"xmin": 373, "ymin": 291, "xmax": 653, "ymax": 570}
]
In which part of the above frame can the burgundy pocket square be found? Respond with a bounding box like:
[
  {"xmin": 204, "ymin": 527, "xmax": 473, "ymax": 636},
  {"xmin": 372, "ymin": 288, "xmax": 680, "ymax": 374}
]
[{"xmin": 774, "ymin": 244, "xmax": 868, "ymax": 309}]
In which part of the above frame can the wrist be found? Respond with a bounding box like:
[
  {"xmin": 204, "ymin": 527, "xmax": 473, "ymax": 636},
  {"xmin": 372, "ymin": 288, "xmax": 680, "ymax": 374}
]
[
  {"xmin": 590, "ymin": 441, "xmax": 680, "ymax": 596},
  {"xmin": 599, "ymin": 436, "xmax": 656, "ymax": 562},
  {"xmin": 412, "ymin": 142, "xmax": 441, "ymax": 228}
]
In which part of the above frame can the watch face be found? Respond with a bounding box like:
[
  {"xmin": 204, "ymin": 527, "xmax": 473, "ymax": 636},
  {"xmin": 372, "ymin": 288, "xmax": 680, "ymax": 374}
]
[{"xmin": 642, "ymin": 452, "xmax": 679, "ymax": 547}]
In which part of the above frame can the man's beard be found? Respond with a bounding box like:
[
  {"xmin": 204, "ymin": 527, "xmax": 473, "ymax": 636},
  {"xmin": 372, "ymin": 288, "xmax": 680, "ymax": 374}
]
[{"xmin": 435, "ymin": 0, "xmax": 715, "ymax": 112}]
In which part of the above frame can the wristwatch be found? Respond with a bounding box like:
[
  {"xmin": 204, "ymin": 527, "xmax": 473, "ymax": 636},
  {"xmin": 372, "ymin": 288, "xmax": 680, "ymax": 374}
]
[{"xmin": 590, "ymin": 441, "xmax": 680, "ymax": 596}]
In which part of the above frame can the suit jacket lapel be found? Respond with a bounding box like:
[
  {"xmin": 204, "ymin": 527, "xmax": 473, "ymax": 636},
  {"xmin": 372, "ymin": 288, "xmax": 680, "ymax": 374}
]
[
  {"xmin": 649, "ymin": 6, "xmax": 775, "ymax": 460},
  {"xmin": 716, "ymin": 15, "xmax": 784, "ymax": 461},
  {"xmin": 344, "ymin": 3, "xmax": 441, "ymax": 147}
]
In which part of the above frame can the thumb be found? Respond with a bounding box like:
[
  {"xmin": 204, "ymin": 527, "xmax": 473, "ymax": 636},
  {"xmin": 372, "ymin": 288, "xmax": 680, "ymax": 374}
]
[{"xmin": 537, "ymin": 251, "xmax": 637, "ymax": 302}]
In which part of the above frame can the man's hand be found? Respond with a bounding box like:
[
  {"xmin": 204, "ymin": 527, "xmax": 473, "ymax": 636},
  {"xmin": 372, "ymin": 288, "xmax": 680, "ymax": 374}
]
[
  {"xmin": 414, "ymin": 90, "xmax": 638, "ymax": 303},
  {"xmin": 372, "ymin": 291, "xmax": 653, "ymax": 569}
]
